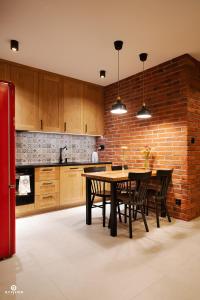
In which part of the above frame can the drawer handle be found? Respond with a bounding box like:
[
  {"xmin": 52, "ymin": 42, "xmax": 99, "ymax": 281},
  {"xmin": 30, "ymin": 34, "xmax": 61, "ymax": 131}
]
[
  {"xmin": 42, "ymin": 182, "xmax": 53, "ymax": 185},
  {"xmin": 42, "ymin": 195, "xmax": 53, "ymax": 199},
  {"xmin": 41, "ymin": 168, "xmax": 53, "ymax": 172}
]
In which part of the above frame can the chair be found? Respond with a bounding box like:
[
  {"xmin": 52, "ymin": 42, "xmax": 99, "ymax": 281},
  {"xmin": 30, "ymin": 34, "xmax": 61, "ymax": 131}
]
[
  {"xmin": 111, "ymin": 165, "xmax": 129, "ymax": 193},
  {"xmin": 111, "ymin": 165, "xmax": 128, "ymax": 171},
  {"xmin": 147, "ymin": 169, "xmax": 173, "ymax": 228},
  {"xmin": 117, "ymin": 171, "xmax": 152, "ymax": 238},
  {"xmin": 84, "ymin": 166, "xmax": 111, "ymax": 227}
]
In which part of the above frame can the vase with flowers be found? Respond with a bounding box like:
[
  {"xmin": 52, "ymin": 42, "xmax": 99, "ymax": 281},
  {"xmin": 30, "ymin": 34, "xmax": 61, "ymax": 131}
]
[{"xmin": 141, "ymin": 145, "xmax": 151, "ymax": 169}]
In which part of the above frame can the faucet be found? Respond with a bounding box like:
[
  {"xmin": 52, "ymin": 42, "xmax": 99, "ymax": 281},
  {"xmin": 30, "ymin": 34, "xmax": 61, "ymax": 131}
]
[{"xmin": 59, "ymin": 146, "xmax": 68, "ymax": 164}]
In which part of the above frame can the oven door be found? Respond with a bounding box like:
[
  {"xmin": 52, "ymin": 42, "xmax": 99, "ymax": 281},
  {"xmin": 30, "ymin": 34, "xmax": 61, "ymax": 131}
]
[{"xmin": 16, "ymin": 167, "xmax": 35, "ymax": 206}]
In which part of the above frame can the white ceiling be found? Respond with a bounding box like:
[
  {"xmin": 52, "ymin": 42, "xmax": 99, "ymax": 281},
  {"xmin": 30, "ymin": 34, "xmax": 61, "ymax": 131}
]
[{"xmin": 0, "ymin": 0, "xmax": 200, "ymax": 86}]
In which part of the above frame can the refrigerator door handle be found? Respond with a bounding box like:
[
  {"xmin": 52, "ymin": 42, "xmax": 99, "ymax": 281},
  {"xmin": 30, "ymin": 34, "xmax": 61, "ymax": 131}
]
[{"xmin": 9, "ymin": 184, "xmax": 16, "ymax": 189}]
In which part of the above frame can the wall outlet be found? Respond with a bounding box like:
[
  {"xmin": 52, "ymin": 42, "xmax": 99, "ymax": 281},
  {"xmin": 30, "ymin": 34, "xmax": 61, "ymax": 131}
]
[{"xmin": 175, "ymin": 199, "xmax": 181, "ymax": 206}]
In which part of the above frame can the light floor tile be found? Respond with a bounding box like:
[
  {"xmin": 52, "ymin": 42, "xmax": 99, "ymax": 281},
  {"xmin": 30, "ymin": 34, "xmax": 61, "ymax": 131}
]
[{"xmin": 0, "ymin": 206, "xmax": 200, "ymax": 300}]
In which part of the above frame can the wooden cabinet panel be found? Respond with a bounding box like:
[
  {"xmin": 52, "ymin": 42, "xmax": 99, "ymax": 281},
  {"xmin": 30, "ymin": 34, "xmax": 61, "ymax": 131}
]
[
  {"xmin": 35, "ymin": 180, "xmax": 59, "ymax": 195},
  {"xmin": 35, "ymin": 167, "xmax": 59, "ymax": 181},
  {"xmin": 63, "ymin": 78, "xmax": 83, "ymax": 134},
  {"xmin": 83, "ymin": 84, "xmax": 104, "ymax": 135},
  {"xmin": 35, "ymin": 193, "xmax": 59, "ymax": 209},
  {"xmin": 39, "ymin": 73, "xmax": 63, "ymax": 132},
  {"xmin": 0, "ymin": 60, "xmax": 10, "ymax": 80},
  {"xmin": 60, "ymin": 167, "xmax": 84, "ymax": 206},
  {"xmin": 10, "ymin": 65, "xmax": 39, "ymax": 131}
]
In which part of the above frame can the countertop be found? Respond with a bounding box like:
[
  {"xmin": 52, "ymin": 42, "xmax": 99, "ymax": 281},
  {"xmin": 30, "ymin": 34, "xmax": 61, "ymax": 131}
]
[{"xmin": 16, "ymin": 161, "xmax": 112, "ymax": 169}]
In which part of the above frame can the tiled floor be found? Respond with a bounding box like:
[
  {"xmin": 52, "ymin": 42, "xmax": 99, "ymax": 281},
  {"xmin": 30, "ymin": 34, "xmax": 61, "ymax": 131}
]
[{"xmin": 1, "ymin": 206, "xmax": 200, "ymax": 300}]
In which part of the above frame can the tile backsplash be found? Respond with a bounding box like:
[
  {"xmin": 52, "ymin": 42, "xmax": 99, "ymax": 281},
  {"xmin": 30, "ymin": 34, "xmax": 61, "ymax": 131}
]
[{"xmin": 16, "ymin": 132, "xmax": 96, "ymax": 165}]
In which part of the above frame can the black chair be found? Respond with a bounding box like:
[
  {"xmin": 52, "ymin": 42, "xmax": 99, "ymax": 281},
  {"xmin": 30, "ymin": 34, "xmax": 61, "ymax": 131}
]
[
  {"xmin": 112, "ymin": 165, "xmax": 129, "ymax": 193},
  {"xmin": 84, "ymin": 166, "xmax": 111, "ymax": 227},
  {"xmin": 117, "ymin": 171, "xmax": 152, "ymax": 238},
  {"xmin": 147, "ymin": 169, "xmax": 173, "ymax": 228}
]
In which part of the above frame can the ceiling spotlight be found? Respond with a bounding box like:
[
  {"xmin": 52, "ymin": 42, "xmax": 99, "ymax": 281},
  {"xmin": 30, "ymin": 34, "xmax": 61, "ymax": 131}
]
[
  {"xmin": 10, "ymin": 40, "xmax": 19, "ymax": 52},
  {"xmin": 100, "ymin": 70, "xmax": 106, "ymax": 78}
]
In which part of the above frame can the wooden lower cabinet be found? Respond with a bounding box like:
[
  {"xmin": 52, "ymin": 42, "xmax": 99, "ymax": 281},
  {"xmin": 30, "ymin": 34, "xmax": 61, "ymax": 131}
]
[
  {"xmin": 60, "ymin": 167, "xmax": 84, "ymax": 207},
  {"xmin": 16, "ymin": 164, "xmax": 112, "ymax": 217},
  {"xmin": 35, "ymin": 167, "xmax": 60, "ymax": 211}
]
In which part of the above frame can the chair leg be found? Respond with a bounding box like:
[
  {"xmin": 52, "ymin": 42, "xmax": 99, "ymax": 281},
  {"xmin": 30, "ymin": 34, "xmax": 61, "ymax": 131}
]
[
  {"xmin": 146, "ymin": 198, "xmax": 149, "ymax": 216},
  {"xmin": 117, "ymin": 203, "xmax": 122, "ymax": 222},
  {"xmin": 134, "ymin": 205, "xmax": 138, "ymax": 220},
  {"xmin": 103, "ymin": 197, "xmax": 106, "ymax": 227},
  {"xmin": 155, "ymin": 199, "xmax": 160, "ymax": 228},
  {"xmin": 165, "ymin": 201, "xmax": 171, "ymax": 223},
  {"xmin": 128, "ymin": 204, "xmax": 132, "ymax": 238},
  {"xmin": 141, "ymin": 205, "xmax": 149, "ymax": 232},
  {"xmin": 124, "ymin": 204, "xmax": 127, "ymax": 223}
]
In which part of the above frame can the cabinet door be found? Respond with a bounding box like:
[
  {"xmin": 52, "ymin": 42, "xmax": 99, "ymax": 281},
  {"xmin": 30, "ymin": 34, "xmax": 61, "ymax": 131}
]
[
  {"xmin": 10, "ymin": 65, "xmax": 39, "ymax": 131},
  {"xmin": 60, "ymin": 167, "xmax": 84, "ymax": 206},
  {"xmin": 0, "ymin": 60, "xmax": 10, "ymax": 80},
  {"xmin": 39, "ymin": 73, "xmax": 63, "ymax": 132},
  {"xmin": 63, "ymin": 79, "xmax": 83, "ymax": 134},
  {"xmin": 83, "ymin": 84, "xmax": 104, "ymax": 136}
]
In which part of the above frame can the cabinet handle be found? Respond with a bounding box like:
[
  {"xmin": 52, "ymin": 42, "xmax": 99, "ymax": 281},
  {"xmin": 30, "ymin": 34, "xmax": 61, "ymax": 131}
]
[
  {"xmin": 85, "ymin": 124, "xmax": 87, "ymax": 133},
  {"xmin": 42, "ymin": 182, "xmax": 53, "ymax": 185},
  {"xmin": 41, "ymin": 168, "xmax": 53, "ymax": 172},
  {"xmin": 69, "ymin": 167, "xmax": 81, "ymax": 170},
  {"xmin": 64, "ymin": 122, "xmax": 67, "ymax": 132},
  {"xmin": 42, "ymin": 195, "xmax": 53, "ymax": 199},
  {"xmin": 40, "ymin": 120, "xmax": 43, "ymax": 130}
]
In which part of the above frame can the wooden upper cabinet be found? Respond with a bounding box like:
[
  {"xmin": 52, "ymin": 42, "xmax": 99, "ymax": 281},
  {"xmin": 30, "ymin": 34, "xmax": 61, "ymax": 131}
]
[
  {"xmin": 63, "ymin": 78, "xmax": 83, "ymax": 134},
  {"xmin": 39, "ymin": 73, "xmax": 63, "ymax": 132},
  {"xmin": 83, "ymin": 84, "xmax": 104, "ymax": 136},
  {"xmin": 10, "ymin": 65, "xmax": 39, "ymax": 131},
  {"xmin": 0, "ymin": 60, "xmax": 10, "ymax": 81}
]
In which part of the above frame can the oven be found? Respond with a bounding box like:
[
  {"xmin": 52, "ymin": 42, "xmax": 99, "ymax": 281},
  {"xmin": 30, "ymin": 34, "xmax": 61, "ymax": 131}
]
[{"xmin": 16, "ymin": 167, "xmax": 35, "ymax": 206}]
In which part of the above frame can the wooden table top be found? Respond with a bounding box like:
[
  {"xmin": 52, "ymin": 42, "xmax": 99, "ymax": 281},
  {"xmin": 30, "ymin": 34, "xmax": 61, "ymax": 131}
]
[{"xmin": 82, "ymin": 168, "xmax": 157, "ymax": 182}]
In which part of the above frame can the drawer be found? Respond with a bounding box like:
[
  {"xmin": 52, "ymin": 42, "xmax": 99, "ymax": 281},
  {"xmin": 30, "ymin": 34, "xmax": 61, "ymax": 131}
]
[
  {"xmin": 35, "ymin": 180, "xmax": 59, "ymax": 195},
  {"xmin": 35, "ymin": 193, "xmax": 59, "ymax": 209},
  {"xmin": 35, "ymin": 167, "xmax": 59, "ymax": 181}
]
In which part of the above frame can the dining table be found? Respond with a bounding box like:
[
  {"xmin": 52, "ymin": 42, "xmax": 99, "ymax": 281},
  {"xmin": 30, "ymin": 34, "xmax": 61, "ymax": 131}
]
[{"xmin": 82, "ymin": 168, "xmax": 157, "ymax": 237}]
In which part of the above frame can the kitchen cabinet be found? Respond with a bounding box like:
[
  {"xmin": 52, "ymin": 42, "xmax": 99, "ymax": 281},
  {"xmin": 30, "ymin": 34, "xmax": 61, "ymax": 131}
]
[
  {"xmin": 60, "ymin": 166, "xmax": 84, "ymax": 206},
  {"xmin": 0, "ymin": 60, "xmax": 10, "ymax": 80},
  {"xmin": 10, "ymin": 65, "xmax": 40, "ymax": 131},
  {"xmin": 83, "ymin": 84, "xmax": 104, "ymax": 136},
  {"xmin": 35, "ymin": 167, "xmax": 60, "ymax": 210},
  {"xmin": 39, "ymin": 72, "xmax": 63, "ymax": 132},
  {"xmin": 63, "ymin": 78, "xmax": 83, "ymax": 134}
]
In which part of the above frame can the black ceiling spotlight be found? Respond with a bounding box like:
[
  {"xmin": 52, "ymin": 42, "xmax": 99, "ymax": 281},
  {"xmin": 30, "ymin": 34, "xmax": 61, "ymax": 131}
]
[
  {"xmin": 10, "ymin": 40, "xmax": 19, "ymax": 52},
  {"xmin": 110, "ymin": 40, "xmax": 127, "ymax": 114},
  {"xmin": 136, "ymin": 53, "xmax": 152, "ymax": 119},
  {"xmin": 100, "ymin": 70, "xmax": 106, "ymax": 78}
]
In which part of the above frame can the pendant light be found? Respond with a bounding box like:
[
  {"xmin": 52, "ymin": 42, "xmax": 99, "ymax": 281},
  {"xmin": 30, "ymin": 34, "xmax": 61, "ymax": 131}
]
[
  {"xmin": 110, "ymin": 40, "xmax": 127, "ymax": 114},
  {"xmin": 10, "ymin": 40, "xmax": 19, "ymax": 52},
  {"xmin": 136, "ymin": 53, "xmax": 152, "ymax": 119}
]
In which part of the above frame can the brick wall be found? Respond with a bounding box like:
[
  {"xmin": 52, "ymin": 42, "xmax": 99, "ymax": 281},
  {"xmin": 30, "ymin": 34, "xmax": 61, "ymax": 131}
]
[
  {"xmin": 97, "ymin": 54, "xmax": 200, "ymax": 221},
  {"xmin": 187, "ymin": 58, "xmax": 200, "ymax": 219}
]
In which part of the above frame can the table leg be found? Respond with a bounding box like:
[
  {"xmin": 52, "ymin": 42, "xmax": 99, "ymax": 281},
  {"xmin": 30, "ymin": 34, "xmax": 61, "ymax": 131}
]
[
  {"xmin": 86, "ymin": 178, "xmax": 92, "ymax": 225},
  {"xmin": 110, "ymin": 182, "xmax": 117, "ymax": 237}
]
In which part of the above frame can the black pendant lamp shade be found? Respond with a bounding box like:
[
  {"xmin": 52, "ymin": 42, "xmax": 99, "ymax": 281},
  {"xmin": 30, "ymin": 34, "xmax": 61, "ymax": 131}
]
[
  {"xmin": 10, "ymin": 40, "xmax": 19, "ymax": 52},
  {"xmin": 110, "ymin": 40, "xmax": 127, "ymax": 114},
  {"xmin": 136, "ymin": 53, "xmax": 152, "ymax": 119}
]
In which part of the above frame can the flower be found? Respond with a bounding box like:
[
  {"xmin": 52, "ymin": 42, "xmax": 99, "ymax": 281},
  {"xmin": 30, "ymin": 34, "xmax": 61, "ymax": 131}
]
[{"xmin": 141, "ymin": 145, "xmax": 151, "ymax": 159}]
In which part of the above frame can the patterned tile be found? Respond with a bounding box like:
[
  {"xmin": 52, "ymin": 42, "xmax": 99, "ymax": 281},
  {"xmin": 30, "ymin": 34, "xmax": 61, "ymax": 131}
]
[{"xmin": 16, "ymin": 132, "xmax": 96, "ymax": 165}]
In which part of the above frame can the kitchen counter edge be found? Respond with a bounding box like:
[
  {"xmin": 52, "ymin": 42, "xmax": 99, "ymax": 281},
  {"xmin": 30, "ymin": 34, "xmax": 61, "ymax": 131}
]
[{"xmin": 16, "ymin": 162, "xmax": 112, "ymax": 169}]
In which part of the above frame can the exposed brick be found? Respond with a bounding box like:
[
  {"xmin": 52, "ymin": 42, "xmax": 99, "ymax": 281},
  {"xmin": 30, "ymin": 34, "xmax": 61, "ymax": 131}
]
[{"xmin": 97, "ymin": 54, "xmax": 200, "ymax": 221}]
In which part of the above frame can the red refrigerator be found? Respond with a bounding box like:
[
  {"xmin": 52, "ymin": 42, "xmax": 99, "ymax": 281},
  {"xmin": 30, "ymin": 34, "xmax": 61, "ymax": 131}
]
[{"xmin": 0, "ymin": 80, "xmax": 16, "ymax": 259}]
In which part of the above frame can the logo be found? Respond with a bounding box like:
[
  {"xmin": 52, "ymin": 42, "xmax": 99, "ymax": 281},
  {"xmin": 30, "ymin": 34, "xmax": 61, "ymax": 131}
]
[{"xmin": 5, "ymin": 285, "xmax": 24, "ymax": 295}]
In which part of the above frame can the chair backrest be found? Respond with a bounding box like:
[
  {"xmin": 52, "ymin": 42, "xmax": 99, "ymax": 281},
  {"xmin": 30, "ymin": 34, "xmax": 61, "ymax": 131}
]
[
  {"xmin": 112, "ymin": 165, "xmax": 128, "ymax": 171},
  {"xmin": 156, "ymin": 169, "xmax": 173, "ymax": 198},
  {"xmin": 84, "ymin": 166, "xmax": 106, "ymax": 195},
  {"xmin": 128, "ymin": 171, "xmax": 152, "ymax": 204}
]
